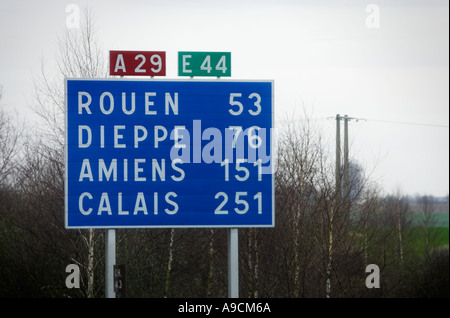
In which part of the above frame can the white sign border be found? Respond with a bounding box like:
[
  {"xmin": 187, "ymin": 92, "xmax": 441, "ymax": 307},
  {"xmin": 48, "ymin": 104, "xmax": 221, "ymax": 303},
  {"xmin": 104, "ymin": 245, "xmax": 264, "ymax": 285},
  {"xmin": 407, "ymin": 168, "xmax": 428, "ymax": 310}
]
[{"xmin": 64, "ymin": 78, "xmax": 274, "ymax": 229}]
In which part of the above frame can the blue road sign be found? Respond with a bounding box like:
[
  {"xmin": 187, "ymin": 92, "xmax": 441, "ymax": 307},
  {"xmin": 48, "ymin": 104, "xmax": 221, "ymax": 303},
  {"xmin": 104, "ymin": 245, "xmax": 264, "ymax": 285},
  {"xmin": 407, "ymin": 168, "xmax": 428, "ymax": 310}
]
[{"xmin": 65, "ymin": 79, "xmax": 274, "ymax": 228}]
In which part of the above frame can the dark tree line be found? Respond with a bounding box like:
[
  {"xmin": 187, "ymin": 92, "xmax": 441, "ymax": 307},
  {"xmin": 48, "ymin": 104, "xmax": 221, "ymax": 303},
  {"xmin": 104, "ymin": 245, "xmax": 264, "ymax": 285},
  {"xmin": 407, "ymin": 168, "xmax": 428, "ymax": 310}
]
[{"xmin": 1, "ymin": 99, "xmax": 447, "ymax": 297}]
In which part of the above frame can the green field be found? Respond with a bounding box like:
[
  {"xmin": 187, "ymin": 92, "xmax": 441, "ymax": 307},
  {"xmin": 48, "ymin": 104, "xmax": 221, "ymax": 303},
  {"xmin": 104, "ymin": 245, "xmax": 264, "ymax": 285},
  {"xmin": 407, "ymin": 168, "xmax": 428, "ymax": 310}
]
[
  {"xmin": 434, "ymin": 227, "xmax": 450, "ymax": 246},
  {"xmin": 407, "ymin": 212, "xmax": 449, "ymax": 252},
  {"xmin": 409, "ymin": 211, "xmax": 449, "ymax": 228},
  {"xmin": 405, "ymin": 227, "xmax": 449, "ymax": 260}
]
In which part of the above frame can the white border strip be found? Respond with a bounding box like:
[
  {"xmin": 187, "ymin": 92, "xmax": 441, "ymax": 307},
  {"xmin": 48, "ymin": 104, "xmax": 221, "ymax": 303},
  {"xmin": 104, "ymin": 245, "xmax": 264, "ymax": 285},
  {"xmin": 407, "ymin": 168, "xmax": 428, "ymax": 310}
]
[{"xmin": 64, "ymin": 78, "xmax": 274, "ymax": 229}]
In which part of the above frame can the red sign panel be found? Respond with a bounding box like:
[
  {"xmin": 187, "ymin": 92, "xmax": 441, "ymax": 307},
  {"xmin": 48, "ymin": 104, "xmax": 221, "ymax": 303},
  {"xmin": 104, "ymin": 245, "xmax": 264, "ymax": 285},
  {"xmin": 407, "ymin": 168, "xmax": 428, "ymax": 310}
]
[{"xmin": 109, "ymin": 51, "xmax": 166, "ymax": 76}]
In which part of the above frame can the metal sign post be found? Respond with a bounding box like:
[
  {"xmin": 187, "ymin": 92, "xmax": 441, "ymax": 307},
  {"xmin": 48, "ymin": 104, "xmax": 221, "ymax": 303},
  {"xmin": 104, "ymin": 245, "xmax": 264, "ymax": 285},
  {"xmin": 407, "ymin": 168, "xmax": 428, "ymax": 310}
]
[
  {"xmin": 228, "ymin": 228, "xmax": 239, "ymax": 298},
  {"xmin": 105, "ymin": 229, "xmax": 116, "ymax": 298}
]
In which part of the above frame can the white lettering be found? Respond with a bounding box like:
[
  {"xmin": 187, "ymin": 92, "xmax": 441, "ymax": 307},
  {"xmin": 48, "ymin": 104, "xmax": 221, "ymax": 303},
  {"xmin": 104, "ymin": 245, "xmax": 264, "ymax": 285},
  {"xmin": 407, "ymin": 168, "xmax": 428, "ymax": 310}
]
[
  {"xmin": 114, "ymin": 125, "xmax": 126, "ymax": 148},
  {"xmin": 165, "ymin": 92, "xmax": 178, "ymax": 115},
  {"xmin": 154, "ymin": 192, "xmax": 158, "ymax": 215},
  {"xmin": 173, "ymin": 126, "xmax": 187, "ymax": 149},
  {"xmin": 98, "ymin": 159, "xmax": 117, "ymax": 181},
  {"xmin": 76, "ymin": 192, "xmax": 181, "ymax": 217},
  {"xmin": 98, "ymin": 192, "xmax": 112, "ymax": 215},
  {"xmin": 165, "ymin": 192, "xmax": 178, "ymax": 215},
  {"xmin": 78, "ymin": 92, "xmax": 92, "ymax": 114},
  {"xmin": 152, "ymin": 159, "xmax": 165, "ymax": 181},
  {"xmin": 123, "ymin": 159, "xmax": 128, "ymax": 181},
  {"xmin": 182, "ymin": 55, "xmax": 192, "ymax": 73},
  {"xmin": 118, "ymin": 192, "xmax": 129, "ymax": 215},
  {"xmin": 100, "ymin": 125, "xmax": 105, "ymax": 148},
  {"xmin": 154, "ymin": 125, "xmax": 168, "ymax": 148},
  {"xmin": 145, "ymin": 92, "xmax": 157, "ymax": 115},
  {"xmin": 78, "ymin": 192, "xmax": 93, "ymax": 215},
  {"xmin": 171, "ymin": 159, "xmax": 185, "ymax": 181},
  {"xmin": 134, "ymin": 126, "xmax": 148, "ymax": 148},
  {"xmin": 78, "ymin": 125, "xmax": 92, "ymax": 148},
  {"xmin": 79, "ymin": 159, "xmax": 93, "ymax": 181},
  {"xmin": 134, "ymin": 192, "xmax": 148, "ymax": 215},
  {"xmin": 134, "ymin": 159, "xmax": 146, "ymax": 181},
  {"xmin": 99, "ymin": 92, "xmax": 114, "ymax": 114},
  {"xmin": 114, "ymin": 54, "xmax": 126, "ymax": 73},
  {"xmin": 122, "ymin": 92, "xmax": 135, "ymax": 115}
]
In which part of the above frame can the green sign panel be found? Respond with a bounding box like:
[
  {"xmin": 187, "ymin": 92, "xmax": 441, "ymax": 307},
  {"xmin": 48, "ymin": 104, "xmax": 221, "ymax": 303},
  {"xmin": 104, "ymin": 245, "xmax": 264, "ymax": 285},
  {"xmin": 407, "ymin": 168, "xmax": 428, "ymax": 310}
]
[{"xmin": 178, "ymin": 52, "xmax": 231, "ymax": 77}]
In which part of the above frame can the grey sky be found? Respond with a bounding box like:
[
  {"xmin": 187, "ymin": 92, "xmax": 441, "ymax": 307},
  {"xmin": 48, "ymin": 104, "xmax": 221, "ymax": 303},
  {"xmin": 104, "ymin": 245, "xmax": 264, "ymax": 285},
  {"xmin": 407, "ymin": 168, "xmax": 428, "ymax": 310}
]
[{"xmin": 0, "ymin": 0, "xmax": 448, "ymax": 196}]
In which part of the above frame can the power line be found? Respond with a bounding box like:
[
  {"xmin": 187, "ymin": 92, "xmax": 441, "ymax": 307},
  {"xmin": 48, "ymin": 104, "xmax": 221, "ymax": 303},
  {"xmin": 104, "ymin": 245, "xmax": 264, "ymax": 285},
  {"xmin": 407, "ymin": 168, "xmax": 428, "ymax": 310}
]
[
  {"xmin": 326, "ymin": 116, "xmax": 448, "ymax": 128},
  {"xmin": 277, "ymin": 116, "xmax": 449, "ymax": 128},
  {"xmin": 363, "ymin": 118, "xmax": 449, "ymax": 128}
]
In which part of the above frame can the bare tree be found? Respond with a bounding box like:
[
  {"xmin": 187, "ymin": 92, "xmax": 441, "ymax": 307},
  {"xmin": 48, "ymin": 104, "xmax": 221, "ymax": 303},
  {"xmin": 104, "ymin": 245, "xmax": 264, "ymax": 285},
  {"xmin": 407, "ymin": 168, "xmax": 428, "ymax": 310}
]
[
  {"xmin": 312, "ymin": 143, "xmax": 338, "ymax": 298},
  {"xmin": 358, "ymin": 186, "xmax": 382, "ymax": 266},
  {"xmin": 264, "ymin": 111, "xmax": 381, "ymax": 298},
  {"xmin": 30, "ymin": 6, "xmax": 107, "ymax": 298},
  {"xmin": 382, "ymin": 189, "xmax": 411, "ymax": 266},
  {"xmin": 418, "ymin": 195, "xmax": 437, "ymax": 258},
  {"xmin": 0, "ymin": 86, "xmax": 23, "ymax": 186},
  {"xmin": 274, "ymin": 112, "xmax": 324, "ymax": 297},
  {"xmin": 164, "ymin": 228, "xmax": 175, "ymax": 298},
  {"xmin": 33, "ymin": 7, "xmax": 107, "ymax": 149},
  {"xmin": 206, "ymin": 229, "xmax": 216, "ymax": 297}
]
